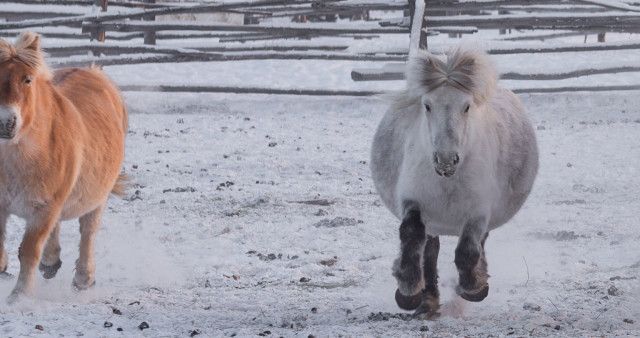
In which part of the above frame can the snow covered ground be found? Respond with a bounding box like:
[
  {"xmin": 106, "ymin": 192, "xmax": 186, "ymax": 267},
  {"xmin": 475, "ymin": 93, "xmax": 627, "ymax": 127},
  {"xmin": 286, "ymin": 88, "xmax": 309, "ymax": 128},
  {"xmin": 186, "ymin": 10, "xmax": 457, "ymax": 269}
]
[
  {"xmin": 1, "ymin": 2, "xmax": 640, "ymax": 337},
  {"xmin": 0, "ymin": 90, "xmax": 638, "ymax": 337}
]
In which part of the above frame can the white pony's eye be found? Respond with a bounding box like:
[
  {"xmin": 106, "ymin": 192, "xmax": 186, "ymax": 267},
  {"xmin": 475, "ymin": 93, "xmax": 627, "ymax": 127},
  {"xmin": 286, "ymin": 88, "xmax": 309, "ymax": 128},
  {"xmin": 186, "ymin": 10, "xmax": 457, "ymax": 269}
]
[
  {"xmin": 425, "ymin": 104, "xmax": 431, "ymax": 112},
  {"xmin": 464, "ymin": 104, "xmax": 470, "ymax": 114}
]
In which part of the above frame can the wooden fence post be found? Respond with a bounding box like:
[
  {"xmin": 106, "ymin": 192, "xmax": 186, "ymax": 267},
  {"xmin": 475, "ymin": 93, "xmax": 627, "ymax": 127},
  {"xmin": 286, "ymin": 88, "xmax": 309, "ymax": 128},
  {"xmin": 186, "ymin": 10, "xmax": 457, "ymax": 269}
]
[
  {"xmin": 409, "ymin": 0, "xmax": 428, "ymax": 52},
  {"xmin": 91, "ymin": 0, "xmax": 107, "ymax": 43},
  {"xmin": 143, "ymin": 0, "xmax": 157, "ymax": 45},
  {"xmin": 598, "ymin": 32, "xmax": 606, "ymax": 42}
]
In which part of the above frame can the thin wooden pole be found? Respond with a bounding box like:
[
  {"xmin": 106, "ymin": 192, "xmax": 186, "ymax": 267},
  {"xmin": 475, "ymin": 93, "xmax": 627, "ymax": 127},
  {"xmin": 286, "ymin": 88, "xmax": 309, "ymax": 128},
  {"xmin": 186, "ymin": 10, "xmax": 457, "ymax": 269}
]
[{"xmin": 143, "ymin": 0, "xmax": 157, "ymax": 45}]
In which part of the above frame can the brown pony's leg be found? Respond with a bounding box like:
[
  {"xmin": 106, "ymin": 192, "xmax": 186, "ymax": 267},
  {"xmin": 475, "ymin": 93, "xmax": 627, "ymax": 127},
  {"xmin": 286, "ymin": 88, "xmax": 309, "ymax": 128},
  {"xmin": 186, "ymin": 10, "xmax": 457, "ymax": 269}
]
[
  {"xmin": 9, "ymin": 213, "xmax": 59, "ymax": 300},
  {"xmin": 39, "ymin": 221, "xmax": 62, "ymax": 279},
  {"xmin": 0, "ymin": 208, "xmax": 8, "ymax": 274},
  {"xmin": 73, "ymin": 201, "xmax": 106, "ymax": 290}
]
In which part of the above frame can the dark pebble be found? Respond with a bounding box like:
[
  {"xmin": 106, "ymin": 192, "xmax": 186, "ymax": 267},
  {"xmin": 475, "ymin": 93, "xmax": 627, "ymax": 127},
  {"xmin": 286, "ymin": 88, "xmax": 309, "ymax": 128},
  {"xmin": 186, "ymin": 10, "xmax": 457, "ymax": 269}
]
[
  {"xmin": 35, "ymin": 325, "xmax": 43, "ymax": 331},
  {"xmin": 311, "ymin": 307, "xmax": 318, "ymax": 314},
  {"xmin": 554, "ymin": 325, "xmax": 561, "ymax": 330},
  {"xmin": 104, "ymin": 322, "xmax": 113, "ymax": 328},
  {"xmin": 190, "ymin": 329, "xmax": 201, "ymax": 337},
  {"xmin": 299, "ymin": 277, "xmax": 310, "ymax": 283},
  {"xmin": 117, "ymin": 328, "xmax": 123, "ymax": 332},
  {"xmin": 138, "ymin": 322, "xmax": 150, "ymax": 330}
]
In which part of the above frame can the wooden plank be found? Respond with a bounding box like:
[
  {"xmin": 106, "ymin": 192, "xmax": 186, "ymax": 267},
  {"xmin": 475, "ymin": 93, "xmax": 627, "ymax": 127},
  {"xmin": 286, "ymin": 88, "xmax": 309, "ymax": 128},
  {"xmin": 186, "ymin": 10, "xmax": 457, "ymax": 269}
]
[
  {"xmin": 50, "ymin": 51, "xmax": 406, "ymax": 68},
  {"xmin": 424, "ymin": 13, "xmax": 640, "ymax": 32},
  {"xmin": 44, "ymin": 43, "xmax": 350, "ymax": 57},
  {"xmin": 117, "ymin": 84, "xmax": 640, "ymax": 95},
  {"xmin": 513, "ymin": 84, "xmax": 640, "ymax": 93},
  {"xmin": 0, "ymin": 0, "xmax": 329, "ymax": 30},
  {"xmin": 81, "ymin": 21, "xmax": 409, "ymax": 35},
  {"xmin": 351, "ymin": 63, "xmax": 404, "ymax": 81},
  {"xmin": 118, "ymin": 85, "xmax": 380, "ymax": 97},
  {"xmin": 351, "ymin": 64, "xmax": 640, "ymax": 82},
  {"xmin": 502, "ymin": 66, "xmax": 640, "ymax": 80}
]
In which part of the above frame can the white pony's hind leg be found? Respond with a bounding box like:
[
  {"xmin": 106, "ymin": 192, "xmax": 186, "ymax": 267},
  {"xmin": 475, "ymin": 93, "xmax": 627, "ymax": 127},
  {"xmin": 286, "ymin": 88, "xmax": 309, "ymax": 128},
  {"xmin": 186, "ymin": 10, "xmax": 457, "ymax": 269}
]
[
  {"xmin": 73, "ymin": 201, "xmax": 106, "ymax": 290},
  {"xmin": 39, "ymin": 220, "xmax": 62, "ymax": 279}
]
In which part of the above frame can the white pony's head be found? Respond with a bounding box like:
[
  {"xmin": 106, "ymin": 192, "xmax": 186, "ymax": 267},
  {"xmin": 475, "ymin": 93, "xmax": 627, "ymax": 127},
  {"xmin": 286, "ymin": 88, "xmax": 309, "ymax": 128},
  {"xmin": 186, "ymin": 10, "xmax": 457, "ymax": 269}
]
[{"xmin": 390, "ymin": 47, "xmax": 497, "ymax": 177}]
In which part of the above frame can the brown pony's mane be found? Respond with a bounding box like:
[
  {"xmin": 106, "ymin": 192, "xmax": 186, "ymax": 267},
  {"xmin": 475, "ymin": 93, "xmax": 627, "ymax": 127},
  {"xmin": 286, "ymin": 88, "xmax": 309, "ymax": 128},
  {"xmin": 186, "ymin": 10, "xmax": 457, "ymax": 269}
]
[
  {"xmin": 0, "ymin": 32, "xmax": 52, "ymax": 80},
  {"xmin": 387, "ymin": 46, "xmax": 497, "ymax": 110}
]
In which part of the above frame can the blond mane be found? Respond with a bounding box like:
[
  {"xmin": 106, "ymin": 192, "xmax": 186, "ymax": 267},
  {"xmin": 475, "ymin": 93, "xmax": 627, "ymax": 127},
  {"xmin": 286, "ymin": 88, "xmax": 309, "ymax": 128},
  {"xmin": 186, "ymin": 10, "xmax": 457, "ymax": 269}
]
[
  {"xmin": 387, "ymin": 47, "xmax": 497, "ymax": 110},
  {"xmin": 0, "ymin": 32, "xmax": 52, "ymax": 80}
]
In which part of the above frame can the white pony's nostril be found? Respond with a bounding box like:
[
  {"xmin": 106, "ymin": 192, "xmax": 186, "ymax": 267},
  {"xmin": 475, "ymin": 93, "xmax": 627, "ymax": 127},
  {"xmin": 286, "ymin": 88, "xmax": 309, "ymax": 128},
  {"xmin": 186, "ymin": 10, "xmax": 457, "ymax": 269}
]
[
  {"xmin": 453, "ymin": 154, "xmax": 460, "ymax": 165},
  {"xmin": 433, "ymin": 153, "xmax": 440, "ymax": 164}
]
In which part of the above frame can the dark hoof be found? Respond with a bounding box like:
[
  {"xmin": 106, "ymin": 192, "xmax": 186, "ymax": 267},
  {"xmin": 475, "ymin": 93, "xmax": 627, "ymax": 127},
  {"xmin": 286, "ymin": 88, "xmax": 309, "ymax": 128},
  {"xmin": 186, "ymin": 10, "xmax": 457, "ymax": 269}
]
[
  {"xmin": 72, "ymin": 279, "xmax": 96, "ymax": 291},
  {"xmin": 456, "ymin": 283, "xmax": 489, "ymax": 302},
  {"xmin": 395, "ymin": 288, "xmax": 422, "ymax": 311},
  {"xmin": 39, "ymin": 259, "xmax": 62, "ymax": 279},
  {"xmin": 412, "ymin": 296, "xmax": 440, "ymax": 320}
]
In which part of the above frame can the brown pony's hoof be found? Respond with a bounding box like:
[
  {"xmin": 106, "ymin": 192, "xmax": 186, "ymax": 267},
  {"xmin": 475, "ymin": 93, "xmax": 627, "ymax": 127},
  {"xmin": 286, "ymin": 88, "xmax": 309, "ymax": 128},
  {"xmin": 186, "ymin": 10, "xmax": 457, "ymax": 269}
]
[
  {"xmin": 72, "ymin": 279, "xmax": 96, "ymax": 291},
  {"xmin": 39, "ymin": 259, "xmax": 62, "ymax": 279},
  {"xmin": 456, "ymin": 283, "xmax": 489, "ymax": 302},
  {"xmin": 395, "ymin": 288, "xmax": 422, "ymax": 311}
]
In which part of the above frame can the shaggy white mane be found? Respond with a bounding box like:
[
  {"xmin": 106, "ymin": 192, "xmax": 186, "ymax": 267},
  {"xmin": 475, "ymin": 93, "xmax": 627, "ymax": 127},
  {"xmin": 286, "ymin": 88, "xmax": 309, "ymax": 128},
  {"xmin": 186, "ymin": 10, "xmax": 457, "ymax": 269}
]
[{"xmin": 387, "ymin": 47, "xmax": 498, "ymax": 110}]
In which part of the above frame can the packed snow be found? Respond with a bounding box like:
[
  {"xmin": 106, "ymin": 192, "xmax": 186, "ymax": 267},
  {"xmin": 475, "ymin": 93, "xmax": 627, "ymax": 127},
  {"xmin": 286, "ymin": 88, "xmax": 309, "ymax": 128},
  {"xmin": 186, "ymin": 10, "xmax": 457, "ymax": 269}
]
[{"xmin": 0, "ymin": 1, "xmax": 639, "ymax": 337}]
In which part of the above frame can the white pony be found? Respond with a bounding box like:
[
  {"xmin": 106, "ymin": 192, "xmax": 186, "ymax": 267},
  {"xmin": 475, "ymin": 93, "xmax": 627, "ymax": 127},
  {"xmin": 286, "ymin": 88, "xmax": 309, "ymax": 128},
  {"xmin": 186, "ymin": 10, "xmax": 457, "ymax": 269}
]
[{"xmin": 370, "ymin": 46, "xmax": 538, "ymax": 318}]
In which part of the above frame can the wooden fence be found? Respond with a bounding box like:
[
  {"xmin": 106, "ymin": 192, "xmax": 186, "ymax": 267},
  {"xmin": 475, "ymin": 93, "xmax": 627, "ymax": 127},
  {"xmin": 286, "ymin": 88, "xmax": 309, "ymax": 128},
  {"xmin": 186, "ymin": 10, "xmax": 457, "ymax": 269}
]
[{"xmin": 1, "ymin": 0, "xmax": 640, "ymax": 95}]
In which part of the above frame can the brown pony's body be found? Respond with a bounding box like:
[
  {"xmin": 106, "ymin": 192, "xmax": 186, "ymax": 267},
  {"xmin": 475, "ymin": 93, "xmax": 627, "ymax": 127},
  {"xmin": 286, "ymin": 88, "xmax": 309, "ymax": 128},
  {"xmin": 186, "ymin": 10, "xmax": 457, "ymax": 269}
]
[{"xmin": 0, "ymin": 32, "xmax": 127, "ymax": 301}]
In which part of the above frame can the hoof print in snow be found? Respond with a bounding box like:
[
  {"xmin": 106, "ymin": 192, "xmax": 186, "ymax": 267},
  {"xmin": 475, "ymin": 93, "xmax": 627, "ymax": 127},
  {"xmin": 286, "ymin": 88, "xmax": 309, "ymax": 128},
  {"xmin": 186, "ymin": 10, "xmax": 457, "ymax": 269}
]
[
  {"xmin": 313, "ymin": 217, "xmax": 362, "ymax": 228},
  {"xmin": 163, "ymin": 186, "xmax": 196, "ymax": 193},
  {"xmin": 533, "ymin": 230, "xmax": 587, "ymax": 241},
  {"xmin": 523, "ymin": 302, "xmax": 541, "ymax": 312},
  {"xmin": 608, "ymin": 286, "xmax": 620, "ymax": 296},
  {"xmin": 367, "ymin": 312, "xmax": 413, "ymax": 322},
  {"xmin": 624, "ymin": 319, "xmax": 635, "ymax": 324},
  {"xmin": 319, "ymin": 257, "xmax": 338, "ymax": 267},
  {"xmin": 190, "ymin": 329, "xmax": 201, "ymax": 337},
  {"xmin": 104, "ymin": 322, "xmax": 113, "ymax": 328},
  {"xmin": 112, "ymin": 308, "xmax": 122, "ymax": 315},
  {"xmin": 138, "ymin": 322, "xmax": 150, "ymax": 330},
  {"xmin": 216, "ymin": 181, "xmax": 235, "ymax": 190},
  {"xmin": 247, "ymin": 251, "xmax": 283, "ymax": 262},
  {"xmin": 35, "ymin": 325, "xmax": 44, "ymax": 331},
  {"xmin": 125, "ymin": 190, "xmax": 143, "ymax": 201},
  {"xmin": 258, "ymin": 330, "xmax": 271, "ymax": 336},
  {"xmin": 314, "ymin": 209, "xmax": 328, "ymax": 216},
  {"xmin": 299, "ymin": 277, "xmax": 310, "ymax": 283}
]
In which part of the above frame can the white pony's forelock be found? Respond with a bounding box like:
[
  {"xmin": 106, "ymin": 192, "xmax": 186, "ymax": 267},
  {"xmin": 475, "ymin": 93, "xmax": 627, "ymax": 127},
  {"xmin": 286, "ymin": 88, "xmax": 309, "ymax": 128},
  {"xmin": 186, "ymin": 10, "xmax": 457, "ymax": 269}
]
[{"xmin": 386, "ymin": 47, "xmax": 498, "ymax": 110}]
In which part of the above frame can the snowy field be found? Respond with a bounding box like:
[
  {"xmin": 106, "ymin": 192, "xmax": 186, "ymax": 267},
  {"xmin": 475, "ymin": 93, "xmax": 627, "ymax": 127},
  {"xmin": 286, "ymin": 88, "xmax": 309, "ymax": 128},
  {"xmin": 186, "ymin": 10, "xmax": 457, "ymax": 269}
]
[
  {"xmin": 0, "ymin": 90, "xmax": 638, "ymax": 337},
  {"xmin": 1, "ymin": 2, "xmax": 640, "ymax": 337}
]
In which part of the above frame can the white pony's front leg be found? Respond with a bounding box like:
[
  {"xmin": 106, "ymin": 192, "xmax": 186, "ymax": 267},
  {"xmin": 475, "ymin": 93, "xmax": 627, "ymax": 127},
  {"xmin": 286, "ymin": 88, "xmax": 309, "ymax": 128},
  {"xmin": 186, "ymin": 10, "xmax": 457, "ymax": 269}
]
[
  {"xmin": 8, "ymin": 213, "xmax": 59, "ymax": 302},
  {"xmin": 454, "ymin": 216, "xmax": 490, "ymax": 302},
  {"xmin": 392, "ymin": 204, "xmax": 426, "ymax": 310}
]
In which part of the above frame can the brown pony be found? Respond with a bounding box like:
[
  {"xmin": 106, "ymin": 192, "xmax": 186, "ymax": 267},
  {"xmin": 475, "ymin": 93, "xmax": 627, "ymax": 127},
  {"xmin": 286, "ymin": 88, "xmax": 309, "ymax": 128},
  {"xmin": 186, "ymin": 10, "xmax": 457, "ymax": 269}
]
[{"xmin": 0, "ymin": 32, "xmax": 128, "ymax": 302}]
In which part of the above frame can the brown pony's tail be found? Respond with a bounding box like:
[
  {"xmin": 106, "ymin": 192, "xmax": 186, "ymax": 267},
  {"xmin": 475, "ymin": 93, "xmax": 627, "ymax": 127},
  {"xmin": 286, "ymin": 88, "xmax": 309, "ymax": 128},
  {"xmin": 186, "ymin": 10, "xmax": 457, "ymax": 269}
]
[{"xmin": 111, "ymin": 174, "xmax": 131, "ymax": 197}]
